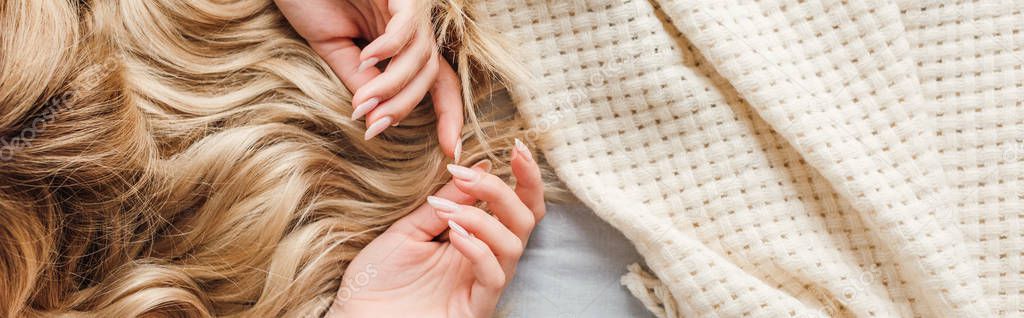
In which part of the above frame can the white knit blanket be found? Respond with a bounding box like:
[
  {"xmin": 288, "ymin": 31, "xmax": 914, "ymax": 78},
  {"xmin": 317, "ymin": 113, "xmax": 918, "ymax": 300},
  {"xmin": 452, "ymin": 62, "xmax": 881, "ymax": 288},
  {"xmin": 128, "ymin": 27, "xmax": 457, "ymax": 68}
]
[{"xmin": 472, "ymin": 0, "xmax": 1023, "ymax": 317}]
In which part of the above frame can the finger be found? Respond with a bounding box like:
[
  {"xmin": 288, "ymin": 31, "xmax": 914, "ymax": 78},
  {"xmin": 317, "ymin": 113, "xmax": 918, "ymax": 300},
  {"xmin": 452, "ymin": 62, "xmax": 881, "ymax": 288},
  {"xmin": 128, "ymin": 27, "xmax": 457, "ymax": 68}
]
[
  {"xmin": 432, "ymin": 59, "xmax": 464, "ymax": 161},
  {"xmin": 351, "ymin": 29, "xmax": 433, "ymax": 119},
  {"xmin": 448, "ymin": 220, "xmax": 506, "ymax": 289},
  {"xmin": 309, "ymin": 38, "xmax": 381, "ymax": 95},
  {"xmin": 386, "ymin": 160, "xmax": 492, "ymax": 241},
  {"xmin": 427, "ymin": 198, "xmax": 523, "ymax": 267},
  {"xmin": 446, "ymin": 165, "xmax": 536, "ymax": 243},
  {"xmin": 362, "ymin": 51, "xmax": 439, "ymax": 140},
  {"xmin": 359, "ymin": 10, "xmax": 417, "ymax": 63},
  {"xmin": 511, "ymin": 138, "xmax": 545, "ymax": 222}
]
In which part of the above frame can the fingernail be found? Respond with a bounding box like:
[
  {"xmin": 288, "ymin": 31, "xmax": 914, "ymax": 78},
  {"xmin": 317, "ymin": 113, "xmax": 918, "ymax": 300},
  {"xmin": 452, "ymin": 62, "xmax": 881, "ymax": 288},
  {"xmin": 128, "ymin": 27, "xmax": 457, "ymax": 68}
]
[
  {"xmin": 453, "ymin": 140, "xmax": 463, "ymax": 163},
  {"xmin": 514, "ymin": 138, "xmax": 533, "ymax": 161},
  {"xmin": 472, "ymin": 159, "xmax": 492, "ymax": 172},
  {"xmin": 391, "ymin": 120, "xmax": 400, "ymax": 127},
  {"xmin": 364, "ymin": 116, "xmax": 392, "ymax": 140},
  {"xmin": 351, "ymin": 97, "xmax": 379, "ymax": 120},
  {"xmin": 357, "ymin": 57, "xmax": 379, "ymax": 73},
  {"xmin": 448, "ymin": 220, "xmax": 469, "ymax": 238},
  {"xmin": 427, "ymin": 196, "xmax": 459, "ymax": 217},
  {"xmin": 447, "ymin": 164, "xmax": 479, "ymax": 182}
]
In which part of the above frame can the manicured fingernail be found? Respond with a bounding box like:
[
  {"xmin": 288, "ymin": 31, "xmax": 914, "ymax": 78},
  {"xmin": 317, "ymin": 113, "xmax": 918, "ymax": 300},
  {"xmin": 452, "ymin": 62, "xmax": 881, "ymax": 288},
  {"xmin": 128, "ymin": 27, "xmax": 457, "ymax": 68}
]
[
  {"xmin": 453, "ymin": 140, "xmax": 463, "ymax": 163},
  {"xmin": 447, "ymin": 164, "xmax": 479, "ymax": 182},
  {"xmin": 357, "ymin": 57, "xmax": 379, "ymax": 73},
  {"xmin": 427, "ymin": 196, "xmax": 459, "ymax": 217},
  {"xmin": 514, "ymin": 138, "xmax": 533, "ymax": 161},
  {"xmin": 448, "ymin": 220, "xmax": 469, "ymax": 238},
  {"xmin": 364, "ymin": 116, "xmax": 392, "ymax": 140},
  {"xmin": 351, "ymin": 97, "xmax": 379, "ymax": 120},
  {"xmin": 472, "ymin": 159, "xmax": 492, "ymax": 172}
]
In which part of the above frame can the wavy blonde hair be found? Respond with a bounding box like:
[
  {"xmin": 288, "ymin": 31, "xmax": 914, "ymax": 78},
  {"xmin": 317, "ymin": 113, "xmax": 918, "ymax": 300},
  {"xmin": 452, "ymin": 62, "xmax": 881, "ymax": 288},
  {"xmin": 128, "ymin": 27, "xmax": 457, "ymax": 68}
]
[{"xmin": 0, "ymin": 0, "xmax": 558, "ymax": 316}]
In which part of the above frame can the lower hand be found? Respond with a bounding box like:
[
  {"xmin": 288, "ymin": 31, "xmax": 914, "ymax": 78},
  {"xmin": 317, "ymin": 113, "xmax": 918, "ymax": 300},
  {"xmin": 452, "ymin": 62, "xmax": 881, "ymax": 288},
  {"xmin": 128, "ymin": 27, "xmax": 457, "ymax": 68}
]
[{"xmin": 327, "ymin": 140, "xmax": 544, "ymax": 317}]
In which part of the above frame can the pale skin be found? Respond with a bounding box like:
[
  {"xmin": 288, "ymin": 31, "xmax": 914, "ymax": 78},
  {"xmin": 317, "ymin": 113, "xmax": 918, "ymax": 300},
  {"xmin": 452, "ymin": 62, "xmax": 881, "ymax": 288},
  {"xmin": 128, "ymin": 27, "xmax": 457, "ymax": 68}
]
[
  {"xmin": 326, "ymin": 144, "xmax": 545, "ymax": 317},
  {"xmin": 275, "ymin": 0, "xmax": 464, "ymax": 159},
  {"xmin": 276, "ymin": 2, "xmax": 543, "ymax": 316}
]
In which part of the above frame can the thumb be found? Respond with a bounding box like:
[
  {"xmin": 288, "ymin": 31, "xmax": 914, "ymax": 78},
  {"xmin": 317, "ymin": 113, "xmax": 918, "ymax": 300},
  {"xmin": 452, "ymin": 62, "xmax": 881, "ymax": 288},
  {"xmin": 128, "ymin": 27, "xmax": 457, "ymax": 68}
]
[
  {"xmin": 387, "ymin": 160, "xmax": 491, "ymax": 241},
  {"xmin": 309, "ymin": 38, "xmax": 380, "ymax": 104}
]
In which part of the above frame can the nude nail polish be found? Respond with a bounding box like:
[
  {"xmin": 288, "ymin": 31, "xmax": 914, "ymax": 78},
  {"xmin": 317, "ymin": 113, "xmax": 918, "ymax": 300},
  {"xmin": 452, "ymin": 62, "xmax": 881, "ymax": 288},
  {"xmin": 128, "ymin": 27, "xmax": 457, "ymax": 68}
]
[
  {"xmin": 357, "ymin": 57, "xmax": 379, "ymax": 73},
  {"xmin": 364, "ymin": 116, "xmax": 392, "ymax": 140},
  {"xmin": 448, "ymin": 220, "xmax": 469, "ymax": 238},
  {"xmin": 447, "ymin": 164, "xmax": 479, "ymax": 182},
  {"xmin": 453, "ymin": 140, "xmax": 463, "ymax": 163},
  {"xmin": 351, "ymin": 97, "xmax": 379, "ymax": 120},
  {"xmin": 514, "ymin": 138, "xmax": 533, "ymax": 161},
  {"xmin": 427, "ymin": 196, "xmax": 459, "ymax": 217}
]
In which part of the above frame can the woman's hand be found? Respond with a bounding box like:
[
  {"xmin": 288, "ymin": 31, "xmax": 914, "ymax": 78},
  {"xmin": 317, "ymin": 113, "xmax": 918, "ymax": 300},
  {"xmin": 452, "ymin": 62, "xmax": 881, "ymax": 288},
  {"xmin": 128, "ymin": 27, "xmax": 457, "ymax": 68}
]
[
  {"xmin": 328, "ymin": 140, "xmax": 544, "ymax": 317},
  {"xmin": 275, "ymin": 0, "xmax": 464, "ymax": 159}
]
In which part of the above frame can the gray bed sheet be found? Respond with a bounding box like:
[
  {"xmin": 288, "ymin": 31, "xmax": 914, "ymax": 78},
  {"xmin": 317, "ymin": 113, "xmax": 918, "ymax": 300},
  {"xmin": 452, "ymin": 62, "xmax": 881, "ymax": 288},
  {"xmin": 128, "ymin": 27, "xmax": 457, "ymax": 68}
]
[{"xmin": 497, "ymin": 203, "xmax": 655, "ymax": 318}]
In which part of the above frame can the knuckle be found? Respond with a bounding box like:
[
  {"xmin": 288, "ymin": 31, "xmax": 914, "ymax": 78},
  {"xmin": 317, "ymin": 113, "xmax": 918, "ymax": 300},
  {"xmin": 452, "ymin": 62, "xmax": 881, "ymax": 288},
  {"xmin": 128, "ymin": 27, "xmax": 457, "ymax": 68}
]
[
  {"xmin": 420, "ymin": 53, "xmax": 438, "ymax": 72},
  {"xmin": 510, "ymin": 238, "xmax": 525, "ymax": 256},
  {"xmin": 535, "ymin": 208, "xmax": 547, "ymax": 222},
  {"xmin": 492, "ymin": 271, "xmax": 507, "ymax": 287},
  {"xmin": 523, "ymin": 211, "xmax": 538, "ymax": 228},
  {"xmin": 507, "ymin": 247, "xmax": 524, "ymax": 261}
]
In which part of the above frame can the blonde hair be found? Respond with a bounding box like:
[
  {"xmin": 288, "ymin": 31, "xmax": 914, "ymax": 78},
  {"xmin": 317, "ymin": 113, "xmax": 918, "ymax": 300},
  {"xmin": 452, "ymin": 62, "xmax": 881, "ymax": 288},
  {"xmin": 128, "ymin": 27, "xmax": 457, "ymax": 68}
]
[{"xmin": 0, "ymin": 0, "xmax": 557, "ymax": 316}]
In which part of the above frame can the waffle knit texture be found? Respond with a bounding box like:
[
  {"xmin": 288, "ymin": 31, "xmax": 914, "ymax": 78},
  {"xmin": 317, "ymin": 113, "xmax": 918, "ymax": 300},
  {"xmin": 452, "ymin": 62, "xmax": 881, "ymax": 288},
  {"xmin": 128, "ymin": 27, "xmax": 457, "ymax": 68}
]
[{"xmin": 471, "ymin": 0, "xmax": 1023, "ymax": 317}]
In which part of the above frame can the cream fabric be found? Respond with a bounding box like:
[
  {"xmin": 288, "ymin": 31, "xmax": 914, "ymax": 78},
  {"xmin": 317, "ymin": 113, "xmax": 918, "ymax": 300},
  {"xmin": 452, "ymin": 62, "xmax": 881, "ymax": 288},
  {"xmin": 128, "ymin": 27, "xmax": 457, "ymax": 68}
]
[{"xmin": 471, "ymin": 0, "xmax": 1023, "ymax": 317}]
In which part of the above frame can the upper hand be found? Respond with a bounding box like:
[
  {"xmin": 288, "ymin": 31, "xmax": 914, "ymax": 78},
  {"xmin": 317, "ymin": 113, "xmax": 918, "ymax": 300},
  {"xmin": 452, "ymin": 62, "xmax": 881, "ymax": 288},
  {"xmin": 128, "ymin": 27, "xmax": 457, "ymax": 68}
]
[{"xmin": 275, "ymin": 0, "xmax": 464, "ymax": 159}]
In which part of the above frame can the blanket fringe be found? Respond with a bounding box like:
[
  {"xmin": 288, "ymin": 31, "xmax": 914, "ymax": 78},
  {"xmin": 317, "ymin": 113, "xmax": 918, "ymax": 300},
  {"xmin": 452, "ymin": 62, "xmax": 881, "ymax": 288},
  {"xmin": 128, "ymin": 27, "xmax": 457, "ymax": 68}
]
[{"xmin": 621, "ymin": 263, "xmax": 679, "ymax": 318}]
